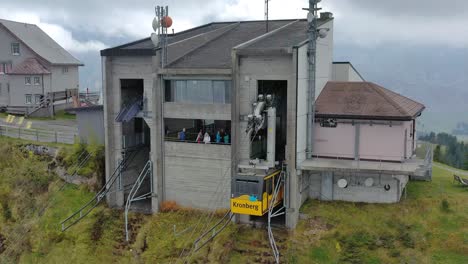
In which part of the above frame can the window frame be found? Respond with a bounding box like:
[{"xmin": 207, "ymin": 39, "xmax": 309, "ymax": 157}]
[
  {"xmin": 25, "ymin": 94, "xmax": 32, "ymax": 104},
  {"xmin": 25, "ymin": 76, "xmax": 31, "ymax": 85},
  {"xmin": 62, "ymin": 66, "xmax": 69, "ymax": 74},
  {"xmin": 11, "ymin": 43, "xmax": 20, "ymax": 55},
  {"xmin": 34, "ymin": 94, "xmax": 42, "ymax": 104},
  {"xmin": 33, "ymin": 76, "xmax": 41, "ymax": 86},
  {"xmin": 165, "ymin": 79, "xmax": 232, "ymax": 104}
]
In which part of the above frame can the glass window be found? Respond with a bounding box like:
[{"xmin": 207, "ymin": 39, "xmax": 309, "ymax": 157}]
[
  {"xmin": 34, "ymin": 94, "xmax": 42, "ymax": 104},
  {"xmin": 25, "ymin": 77, "xmax": 31, "ymax": 85},
  {"xmin": 62, "ymin": 67, "xmax": 69, "ymax": 73},
  {"xmin": 25, "ymin": 94, "xmax": 32, "ymax": 104},
  {"xmin": 34, "ymin": 77, "xmax": 41, "ymax": 85},
  {"xmin": 165, "ymin": 80, "xmax": 232, "ymax": 104},
  {"xmin": 11, "ymin": 43, "xmax": 20, "ymax": 55}
]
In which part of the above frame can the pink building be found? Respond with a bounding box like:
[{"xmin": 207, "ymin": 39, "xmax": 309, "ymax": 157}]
[
  {"xmin": 314, "ymin": 81, "xmax": 424, "ymax": 162},
  {"xmin": 300, "ymin": 81, "xmax": 431, "ymax": 203}
]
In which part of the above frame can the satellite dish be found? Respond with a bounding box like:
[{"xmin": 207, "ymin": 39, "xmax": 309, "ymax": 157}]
[
  {"xmin": 364, "ymin": 178, "xmax": 374, "ymax": 187},
  {"xmin": 151, "ymin": 33, "xmax": 159, "ymax": 46},
  {"xmin": 337, "ymin": 179, "xmax": 348, "ymax": 188},
  {"xmin": 152, "ymin": 17, "xmax": 160, "ymax": 32},
  {"xmin": 318, "ymin": 28, "xmax": 329, "ymax": 38}
]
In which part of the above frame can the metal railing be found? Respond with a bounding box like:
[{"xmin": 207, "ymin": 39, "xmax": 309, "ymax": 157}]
[
  {"xmin": 124, "ymin": 160, "xmax": 153, "ymax": 241},
  {"xmin": 0, "ymin": 124, "xmax": 77, "ymax": 144},
  {"xmin": 60, "ymin": 148, "xmax": 141, "ymax": 231}
]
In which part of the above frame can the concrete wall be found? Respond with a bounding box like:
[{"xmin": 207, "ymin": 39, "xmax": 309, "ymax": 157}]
[
  {"xmin": 76, "ymin": 108, "xmax": 105, "ymax": 144},
  {"xmin": 332, "ymin": 63, "xmax": 364, "ymax": 82},
  {"xmin": 164, "ymin": 142, "xmax": 231, "ymax": 209},
  {"xmin": 103, "ymin": 55, "xmax": 154, "ymax": 208},
  {"xmin": 296, "ymin": 20, "xmax": 334, "ymax": 166},
  {"xmin": 331, "ymin": 172, "xmax": 408, "ymax": 203},
  {"xmin": 237, "ymin": 55, "xmax": 294, "ymax": 162}
]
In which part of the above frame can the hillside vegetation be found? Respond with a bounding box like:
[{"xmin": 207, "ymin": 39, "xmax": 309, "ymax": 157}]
[{"xmin": 0, "ymin": 136, "xmax": 467, "ymax": 263}]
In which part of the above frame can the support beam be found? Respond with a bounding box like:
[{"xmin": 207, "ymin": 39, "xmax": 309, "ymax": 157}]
[{"xmin": 354, "ymin": 123, "xmax": 360, "ymax": 160}]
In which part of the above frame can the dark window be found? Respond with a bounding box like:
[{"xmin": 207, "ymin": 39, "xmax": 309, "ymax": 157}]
[
  {"xmin": 164, "ymin": 118, "xmax": 231, "ymax": 144},
  {"xmin": 11, "ymin": 43, "xmax": 20, "ymax": 55},
  {"xmin": 320, "ymin": 118, "xmax": 338, "ymax": 128},
  {"xmin": 165, "ymin": 80, "xmax": 231, "ymax": 104},
  {"xmin": 236, "ymin": 179, "xmax": 260, "ymax": 197}
]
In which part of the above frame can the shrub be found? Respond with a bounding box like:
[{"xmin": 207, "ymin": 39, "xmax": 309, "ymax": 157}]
[
  {"xmin": 440, "ymin": 199, "xmax": 450, "ymax": 213},
  {"xmin": 160, "ymin": 201, "xmax": 180, "ymax": 212}
]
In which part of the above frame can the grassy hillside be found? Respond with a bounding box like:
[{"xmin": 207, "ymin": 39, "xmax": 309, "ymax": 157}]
[{"xmin": 0, "ymin": 137, "xmax": 467, "ymax": 263}]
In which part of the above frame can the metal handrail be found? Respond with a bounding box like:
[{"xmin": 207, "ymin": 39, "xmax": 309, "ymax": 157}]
[
  {"xmin": 125, "ymin": 160, "xmax": 153, "ymax": 241},
  {"xmin": 60, "ymin": 148, "xmax": 140, "ymax": 231}
]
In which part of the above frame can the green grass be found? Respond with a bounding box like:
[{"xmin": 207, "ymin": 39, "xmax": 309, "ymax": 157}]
[
  {"xmin": 1, "ymin": 137, "xmax": 468, "ymax": 263},
  {"xmin": 0, "ymin": 110, "xmax": 75, "ymax": 121}
]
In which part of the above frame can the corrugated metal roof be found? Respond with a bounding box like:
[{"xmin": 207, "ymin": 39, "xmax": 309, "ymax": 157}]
[
  {"xmin": 9, "ymin": 58, "xmax": 51, "ymax": 75},
  {"xmin": 315, "ymin": 82, "xmax": 425, "ymax": 120},
  {"xmin": 0, "ymin": 19, "xmax": 83, "ymax": 65}
]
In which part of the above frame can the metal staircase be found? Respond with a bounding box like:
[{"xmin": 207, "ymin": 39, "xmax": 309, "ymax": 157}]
[
  {"xmin": 124, "ymin": 160, "xmax": 153, "ymax": 241},
  {"xmin": 60, "ymin": 148, "xmax": 140, "ymax": 231},
  {"xmin": 115, "ymin": 100, "xmax": 142, "ymax": 123},
  {"xmin": 26, "ymin": 96, "xmax": 49, "ymax": 117}
]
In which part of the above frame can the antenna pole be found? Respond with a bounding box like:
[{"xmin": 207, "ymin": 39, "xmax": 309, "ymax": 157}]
[
  {"xmin": 265, "ymin": 0, "xmax": 270, "ymax": 33},
  {"xmin": 306, "ymin": 0, "xmax": 320, "ymax": 159}
]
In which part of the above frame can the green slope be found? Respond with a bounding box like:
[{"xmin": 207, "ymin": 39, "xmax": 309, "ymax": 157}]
[{"xmin": 0, "ymin": 137, "xmax": 467, "ymax": 263}]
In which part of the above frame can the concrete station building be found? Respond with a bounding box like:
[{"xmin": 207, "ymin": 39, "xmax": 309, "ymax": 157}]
[{"xmin": 100, "ymin": 13, "xmax": 432, "ymax": 228}]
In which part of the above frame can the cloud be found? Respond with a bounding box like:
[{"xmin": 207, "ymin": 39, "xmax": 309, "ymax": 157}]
[{"xmin": 0, "ymin": 10, "xmax": 107, "ymax": 53}]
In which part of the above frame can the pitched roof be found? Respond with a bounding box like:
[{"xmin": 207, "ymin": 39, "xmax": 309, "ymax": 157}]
[
  {"xmin": 101, "ymin": 18, "xmax": 332, "ymax": 69},
  {"xmin": 9, "ymin": 58, "xmax": 51, "ymax": 75},
  {"xmin": 0, "ymin": 19, "xmax": 83, "ymax": 65},
  {"xmin": 315, "ymin": 82, "xmax": 425, "ymax": 120}
]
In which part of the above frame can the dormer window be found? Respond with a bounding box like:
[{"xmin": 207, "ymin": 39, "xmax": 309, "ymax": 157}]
[{"xmin": 11, "ymin": 43, "xmax": 20, "ymax": 55}]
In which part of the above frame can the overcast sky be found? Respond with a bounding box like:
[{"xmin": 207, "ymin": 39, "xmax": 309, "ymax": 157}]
[{"xmin": 1, "ymin": 0, "xmax": 468, "ymax": 53}]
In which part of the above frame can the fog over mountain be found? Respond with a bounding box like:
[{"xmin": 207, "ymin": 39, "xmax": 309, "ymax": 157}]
[{"xmin": 1, "ymin": 0, "xmax": 467, "ymax": 132}]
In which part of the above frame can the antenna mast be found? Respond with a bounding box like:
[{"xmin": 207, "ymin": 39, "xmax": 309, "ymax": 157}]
[{"xmin": 265, "ymin": 0, "xmax": 270, "ymax": 32}]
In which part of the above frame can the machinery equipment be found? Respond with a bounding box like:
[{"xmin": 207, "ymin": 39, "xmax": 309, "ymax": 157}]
[{"xmin": 231, "ymin": 94, "xmax": 285, "ymax": 216}]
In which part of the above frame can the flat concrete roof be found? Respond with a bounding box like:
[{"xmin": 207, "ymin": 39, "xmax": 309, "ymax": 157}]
[{"xmin": 300, "ymin": 157, "xmax": 426, "ymax": 175}]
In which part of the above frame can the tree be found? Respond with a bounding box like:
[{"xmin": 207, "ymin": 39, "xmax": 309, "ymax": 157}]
[
  {"xmin": 464, "ymin": 152, "xmax": 468, "ymax": 171},
  {"xmin": 434, "ymin": 145, "xmax": 442, "ymax": 162}
]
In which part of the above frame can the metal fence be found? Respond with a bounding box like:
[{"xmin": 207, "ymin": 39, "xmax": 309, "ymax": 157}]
[{"xmin": 0, "ymin": 124, "xmax": 77, "ymax": 144}]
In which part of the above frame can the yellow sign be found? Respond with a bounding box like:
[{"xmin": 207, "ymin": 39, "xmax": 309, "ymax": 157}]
[
  {"xmin": 6, "ymin": 115, "xmax": 14, "ymax": 123},
  {"xmin": 25, "ymin": 121, "xmax": 32, "ymax": 129},
  {"xmin": 231, "ymin": 195, "xmax": 264, "ymax": 216},
  {"xmin": 17, "ymin": 116, "xmax": 24, "ymax": 125}
]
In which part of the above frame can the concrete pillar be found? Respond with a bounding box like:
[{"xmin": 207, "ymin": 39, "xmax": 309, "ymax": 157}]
[
  {"xmin": 285, "ymin": 48, "xmax": 299, "ymax": 229},
  {"xmin": 321, "ymin": 171, "xmax": 333, "ymax": 201},
  {"xmin": 103, "ymin": 56, "xmax": 122, "ymax": 208},
  {"xmin": 151, "ymin": 54, "xmax": 164, "ymax": 213}
]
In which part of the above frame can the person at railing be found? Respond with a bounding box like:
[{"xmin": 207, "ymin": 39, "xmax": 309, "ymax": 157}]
[
  {"xmin": 196, "ymin": 130, "xmax": 203, "ymax": 143},
  {"xmin": 215, "ymin": 130, "xmax": 222, "ymax": 143},
  {"xmin": 203, "ymin": 132, "xmax": 211, "ymax": 144},
  {"xmin": 178, "ymin": 128, "xmax": 186, "ymax": 141}
]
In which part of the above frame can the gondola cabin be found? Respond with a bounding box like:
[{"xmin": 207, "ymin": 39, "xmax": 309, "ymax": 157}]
[{"xmin": 231, "ymin": 170, "xmax": 284, "ymax": 216}]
